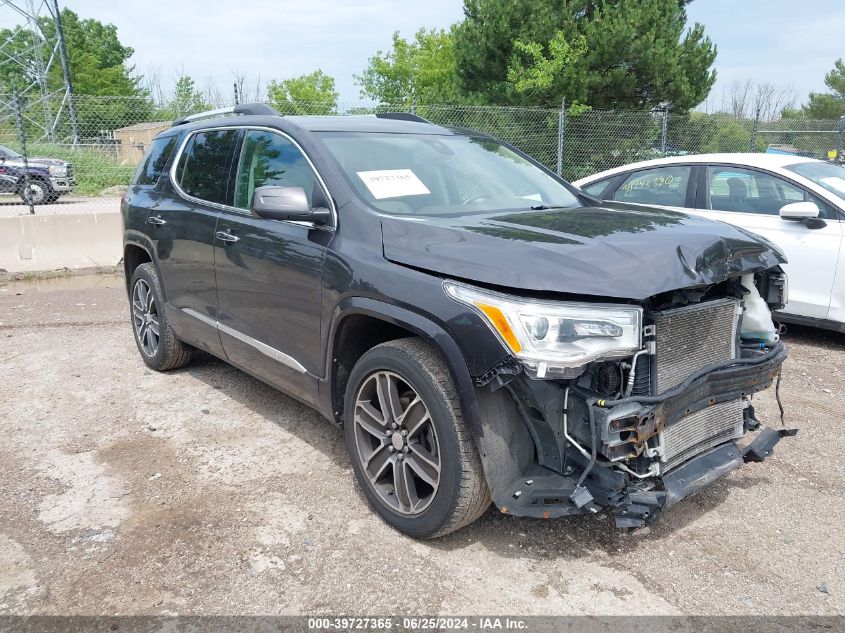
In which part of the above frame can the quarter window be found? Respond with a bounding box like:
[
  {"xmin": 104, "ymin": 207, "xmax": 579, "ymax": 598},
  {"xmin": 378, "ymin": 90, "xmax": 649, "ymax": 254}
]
[
  {"xmin": 174, "ymin": 129, "xmax": 239, "ymax": 205},
  {"xmin": 134, "ymin": 135, "xmax": 178, "ymax": 186},
  {"xmin": 612, "ymin": 166, "xmax": 691, "ymax": 207},
  {"xmin": 582, "ymin": 179, "xmax": 612, "ymax": 198},
  {"xmin": 234, "ymin": 130, "xmax": 320, "ymax": 210},
  {"xmin": 706, "ymin": 166, "xmax": 830, "ymax": 217}
]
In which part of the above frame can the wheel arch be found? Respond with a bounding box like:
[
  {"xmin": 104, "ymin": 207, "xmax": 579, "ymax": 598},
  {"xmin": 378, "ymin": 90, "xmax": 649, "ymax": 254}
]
[
  {"xmin": 123, "ymin": 241, "xmax": 154, "ymax": 295},
  {"xmin": 324, "ymin": 297, "xmax": 483, "ymax": 437},
  {"xmin": 15, "ymin": 173, "xmax": 49, "ymax": 191}
]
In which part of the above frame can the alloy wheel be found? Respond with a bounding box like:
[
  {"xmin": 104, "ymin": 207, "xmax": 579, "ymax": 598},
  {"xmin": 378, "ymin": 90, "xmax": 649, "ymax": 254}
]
[
  {"xmin": 352, "ymin": 370, "xmax": 441, "ymax": 515},
  {"xmin": 132, "ymin": 279, "xmax": 160, "ymax": 357},
  {"xmin": 23, "ymin": 182, "xmax": 46, "ymax": 204}
]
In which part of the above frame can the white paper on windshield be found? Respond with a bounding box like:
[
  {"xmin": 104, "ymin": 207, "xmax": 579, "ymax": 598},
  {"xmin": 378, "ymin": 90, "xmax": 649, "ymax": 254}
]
[
  {"xmin": 357, "ymin": 169, "xmax": 430, "ymax": 199},
  {"xmin": 820, "ymin": 176, "xmax": 845, "ymax": 195}
]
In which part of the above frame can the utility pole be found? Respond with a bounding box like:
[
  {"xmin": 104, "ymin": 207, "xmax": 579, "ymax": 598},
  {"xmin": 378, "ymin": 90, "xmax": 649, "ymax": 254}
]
[
  {"xmin": 51, "ymin": 0, "xmax": 78, "ymax": 145},
  {"xmin": 0, "ymin": 0, "xmax": 79, "ymax": 143}
]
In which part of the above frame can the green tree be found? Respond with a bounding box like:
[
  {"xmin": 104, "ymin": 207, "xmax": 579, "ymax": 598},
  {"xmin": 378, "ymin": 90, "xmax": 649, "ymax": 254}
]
[
  {"xmin": 356, "ymin": 28, "xmax": 466, "ymax": 105},
  {"xmin": 454, "ymin": 0, "xmax": 717, "ymax": 110},
  {"xmin": 506, "ymin": 30, "xmax": 587, "ymax": 107},
  {"xmin": 802, "ymin": 59, "xmax": 845, "ymax": 119},
  {"xmin": 0, "ymin": 8, "xmax": 142, "ymax": 96},
  {"xmin": 0, "ymin": 9, "xmax": 150, "ymax": 140},
  {"xmin": 164, "ymin": 75, "xmax": 211, "ymax": 119},
  {"xmin": 700, "ymin": 115, "xmax": 758, "ymax": 153},
  {"xmin": 266, "ymin": 70, "xmax": 339, "ymax": 115}
]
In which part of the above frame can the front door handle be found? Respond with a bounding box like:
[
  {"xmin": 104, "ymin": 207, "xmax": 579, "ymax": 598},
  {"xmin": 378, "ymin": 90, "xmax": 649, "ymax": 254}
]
[
  {"xmin": 215, "ymin": 230, "xmax": 240, "ymax": 244},
  {"xmin": 147, "ymin": 215, "xmax": 166, "ymax": 226}
]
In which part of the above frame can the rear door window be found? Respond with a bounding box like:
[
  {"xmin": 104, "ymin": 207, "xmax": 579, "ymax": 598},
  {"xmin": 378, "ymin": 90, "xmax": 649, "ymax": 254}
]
[
  {"xmin": 611, "ymin": 166, "xmax": 692, "ymax": 207},
  {"xmin": 706, "ymin": 166, "xmax": 832, "ymax": 218},
  {"xmin": 174, "ymin": 129, "xmax": 240, "ymax": 205},
  {"xmin": 133, "ymin": 135, "xmax": 178, "ymax": 186}
]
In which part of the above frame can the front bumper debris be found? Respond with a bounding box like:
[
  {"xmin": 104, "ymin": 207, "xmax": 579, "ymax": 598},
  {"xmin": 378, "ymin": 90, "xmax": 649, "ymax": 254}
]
[
  {"xmin": 485, "ymin": 344, "xmax": 794, "ymax": 528},
  {"xmin": 614, "ymin": 425, "xmax": 797, "ymax": 527}
]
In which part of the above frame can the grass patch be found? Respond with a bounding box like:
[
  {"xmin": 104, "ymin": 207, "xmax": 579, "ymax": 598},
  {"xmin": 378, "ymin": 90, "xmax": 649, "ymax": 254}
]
[{"xmin": 21, "ymin": 143, "xmax": 136, "ymax": 196}]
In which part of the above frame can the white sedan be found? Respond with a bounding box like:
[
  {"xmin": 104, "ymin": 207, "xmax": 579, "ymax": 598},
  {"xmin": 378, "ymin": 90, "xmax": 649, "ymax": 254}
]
[{"xmin": 574, "ymin": 153, "xmax": 845, "ymax": 333}]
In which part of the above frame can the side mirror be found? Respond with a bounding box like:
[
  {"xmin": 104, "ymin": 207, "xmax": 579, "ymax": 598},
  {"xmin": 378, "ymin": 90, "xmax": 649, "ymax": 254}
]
[
  {"xmin": 251, "ymin": 186, "xmax": 331, "ymax": 224},
  {"xmin": 779, "ymin": 201, "xmax": 819, "ymax": 220}
]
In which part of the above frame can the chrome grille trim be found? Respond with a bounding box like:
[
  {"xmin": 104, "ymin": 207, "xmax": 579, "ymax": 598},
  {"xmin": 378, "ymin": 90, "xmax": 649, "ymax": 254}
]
[
  {"xmin": 659, "ymin": 399, "xmax": 744, "ymax": 471},
  {"xmin": 651, "ymin": 298, "xmax": 740, "ymax": 394}
]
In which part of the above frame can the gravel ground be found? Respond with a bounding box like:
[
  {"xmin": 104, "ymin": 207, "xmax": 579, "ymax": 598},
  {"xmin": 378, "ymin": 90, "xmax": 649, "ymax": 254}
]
[{"xmin": 0, "ymin": 273, "xmax": 843, "ymax": 616}]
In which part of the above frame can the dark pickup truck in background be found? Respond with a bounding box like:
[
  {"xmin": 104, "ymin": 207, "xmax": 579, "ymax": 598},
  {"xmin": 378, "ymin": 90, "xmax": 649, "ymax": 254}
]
[{"xmin": 0, "ymin": 143, "xmax": 75, "ymax": 204}]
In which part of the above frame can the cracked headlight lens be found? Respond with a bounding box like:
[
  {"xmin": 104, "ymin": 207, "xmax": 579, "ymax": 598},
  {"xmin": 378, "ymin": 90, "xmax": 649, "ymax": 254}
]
[{"xmin": 444, "ymin": 281, "xmax": 642, "ymax": 379}]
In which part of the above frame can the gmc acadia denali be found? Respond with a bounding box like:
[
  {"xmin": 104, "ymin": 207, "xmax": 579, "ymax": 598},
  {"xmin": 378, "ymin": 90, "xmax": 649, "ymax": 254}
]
[{"xmin": 122, "ymin": 103, "xmax": 792, "ymax": 538}]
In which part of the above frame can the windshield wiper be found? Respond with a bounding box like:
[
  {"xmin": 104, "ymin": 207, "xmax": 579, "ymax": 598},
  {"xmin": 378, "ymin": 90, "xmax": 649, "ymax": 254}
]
[{"xmin": 529, "ymin": 204, "xmax": 573, "ymax": 211}]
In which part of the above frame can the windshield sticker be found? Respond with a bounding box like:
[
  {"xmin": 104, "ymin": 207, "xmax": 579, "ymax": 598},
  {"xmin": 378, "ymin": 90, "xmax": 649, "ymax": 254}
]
[
  {"xmin": 357, "ymin": 169, "xmax": 431, "ymax": 199},
  {"xmin": 820, "ymin": 176, "xmax": 845, "ymax": 195}
]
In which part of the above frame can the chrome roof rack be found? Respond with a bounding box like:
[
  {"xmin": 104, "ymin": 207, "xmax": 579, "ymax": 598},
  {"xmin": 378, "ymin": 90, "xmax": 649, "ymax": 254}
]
[
  {"xmin": 374, "ymin": 112, "xmax": 433, "ymax": 124},
  {"xmin": 171, "ymin": 103, "xmax": 281, "ymax": 127}
]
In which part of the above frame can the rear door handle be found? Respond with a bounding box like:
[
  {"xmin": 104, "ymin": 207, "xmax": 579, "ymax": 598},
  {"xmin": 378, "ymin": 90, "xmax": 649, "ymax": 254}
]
[
  {"xmin": 147, "ymin": 215, "xmax": 166, "ymax": 226},
  {"xmin": 215, "ymin": 230, "xmax": 239, "ymax": 244}
]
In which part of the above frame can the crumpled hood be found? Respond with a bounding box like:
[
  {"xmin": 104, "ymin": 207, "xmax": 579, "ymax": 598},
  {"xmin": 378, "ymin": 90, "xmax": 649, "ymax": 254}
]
[{"xmin": 381, "ymin": 205, "xmax": 785, "ymax": 300}]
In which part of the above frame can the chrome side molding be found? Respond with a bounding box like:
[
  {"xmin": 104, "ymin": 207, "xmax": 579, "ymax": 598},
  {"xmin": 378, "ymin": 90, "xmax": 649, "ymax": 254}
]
[{"xmin": 181, "ymin": 307, "xmax": 307, "ymax": 374}]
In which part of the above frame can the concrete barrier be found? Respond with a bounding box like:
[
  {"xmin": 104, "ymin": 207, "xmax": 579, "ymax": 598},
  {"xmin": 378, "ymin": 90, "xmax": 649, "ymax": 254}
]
[{"xmin": 0, "ymin": 211, "xmax": 122, "ymax": 273}]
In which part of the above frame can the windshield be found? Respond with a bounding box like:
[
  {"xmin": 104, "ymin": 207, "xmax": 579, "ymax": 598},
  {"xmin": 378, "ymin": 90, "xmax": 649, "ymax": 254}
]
[
  {"xmin": 318, "ymin": 131, "xmax": 581, "ymax": 216},
  {"xmin": 786, "ymin": 161, "xmax": 845, "ymax": 203},
  {"xmin": 0, "ymin": 144, "xmax": 21, "ymax": 158}
]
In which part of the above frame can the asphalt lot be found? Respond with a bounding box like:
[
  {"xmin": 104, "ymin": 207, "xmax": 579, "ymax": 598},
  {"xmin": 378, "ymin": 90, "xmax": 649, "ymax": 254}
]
[{"xmin": 0, "ymin": 273, "xmax": 843, "ymax": 616}]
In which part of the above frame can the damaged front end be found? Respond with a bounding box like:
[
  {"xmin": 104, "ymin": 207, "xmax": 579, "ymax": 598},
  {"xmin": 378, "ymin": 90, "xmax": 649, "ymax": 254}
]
[{"xmin": 455, "ymin": 269, "xmax": 794, "ymax": 528}]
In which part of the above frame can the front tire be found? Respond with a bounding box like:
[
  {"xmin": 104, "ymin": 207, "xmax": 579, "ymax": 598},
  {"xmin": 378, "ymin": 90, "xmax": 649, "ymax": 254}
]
[
  {"xmin": 129, "ymin": 263, "xmax": 192, "ymax": 371},
  {"xmin": 344, "ymin": 338, "xmax": 490, "ymax": 538},
  {"xmin": 18, "ymin": 179, "xmax": 54, "ymax": 205}
]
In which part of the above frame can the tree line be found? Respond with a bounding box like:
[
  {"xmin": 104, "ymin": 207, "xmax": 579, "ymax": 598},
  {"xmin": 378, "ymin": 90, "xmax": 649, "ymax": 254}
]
[{"xmin": 0, "ymin": 2, "xmax": 842, "ymax": 144}]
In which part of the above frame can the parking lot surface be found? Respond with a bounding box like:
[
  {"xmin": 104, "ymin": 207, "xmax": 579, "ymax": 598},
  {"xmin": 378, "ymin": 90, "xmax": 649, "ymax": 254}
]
[{"xmin": 0, "ymin": 274, "xmax": 843, "ymax": 616}]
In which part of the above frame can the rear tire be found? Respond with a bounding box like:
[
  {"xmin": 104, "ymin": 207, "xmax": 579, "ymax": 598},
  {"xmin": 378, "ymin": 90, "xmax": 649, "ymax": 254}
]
[
  {"xmin": 129, "ymin": 263, "xmax": 192, "ymax": 371},
  {"xmin": 344, "ymin": 338, "xmax": 490, "ymax": 539}
]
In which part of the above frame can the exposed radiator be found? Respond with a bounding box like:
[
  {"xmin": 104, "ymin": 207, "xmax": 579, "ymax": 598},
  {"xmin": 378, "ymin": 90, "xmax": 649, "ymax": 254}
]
[
  {"xmin": 659, "ymin": 399, "xmax": 744, "ymax": 471},
  {"xmin": 651, "ymin": 297, "xmax": 740, "ymax": 394}
]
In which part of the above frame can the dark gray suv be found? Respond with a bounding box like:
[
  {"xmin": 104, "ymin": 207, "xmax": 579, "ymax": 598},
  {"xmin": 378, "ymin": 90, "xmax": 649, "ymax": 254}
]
[{"xmin": 122, "ymin": 103, "xmax": 791, "ymax": 538}]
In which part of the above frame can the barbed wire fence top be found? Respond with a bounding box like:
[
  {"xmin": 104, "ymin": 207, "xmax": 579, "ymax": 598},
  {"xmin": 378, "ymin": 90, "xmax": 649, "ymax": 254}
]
[{"xmin": 0, "ymin": 93, "xmax": 842, "ymax": 213}]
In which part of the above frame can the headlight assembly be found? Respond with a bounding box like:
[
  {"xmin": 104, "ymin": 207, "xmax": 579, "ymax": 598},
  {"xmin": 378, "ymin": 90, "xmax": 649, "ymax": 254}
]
[
  {"xmin": 444, "ymin": 281, "xmax": 642, "ymax": 379},
  {"xmin": 48, "ymin": 165, "xmax": 67, "ymax": 176}
]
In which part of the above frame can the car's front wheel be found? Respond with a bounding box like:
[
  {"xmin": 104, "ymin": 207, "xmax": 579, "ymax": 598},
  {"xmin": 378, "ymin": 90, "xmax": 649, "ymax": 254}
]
[
  {"xmin": 19, "ymin": 179, "xmax": 54, "ymax": 205},
  {"xmin": 344, "ymin": 338, "xmax": 490, "ymax": 538},
  {"xmin": 129, "ymin": 263, "xmax": 192, "ymax": 371}
]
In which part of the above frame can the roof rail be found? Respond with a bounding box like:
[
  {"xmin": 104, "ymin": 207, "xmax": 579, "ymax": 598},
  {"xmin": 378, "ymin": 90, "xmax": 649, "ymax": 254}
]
[
  {"xmin": 375, "ymin": 112, "xmax": 433, "ymax": 124},
  {"xmin": 171, "ymin": 103, "xmax": 281, "ymax": 127}
]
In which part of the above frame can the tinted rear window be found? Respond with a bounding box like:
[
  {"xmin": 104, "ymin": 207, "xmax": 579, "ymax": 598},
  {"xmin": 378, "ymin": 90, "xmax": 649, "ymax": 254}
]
[
  {"xmin": 175, "ymin": 129, "xmax": 239, "ymax": 205},
  {"xmin": 134, "ymin": 135, "xmax": 178, "ymax": 186}
]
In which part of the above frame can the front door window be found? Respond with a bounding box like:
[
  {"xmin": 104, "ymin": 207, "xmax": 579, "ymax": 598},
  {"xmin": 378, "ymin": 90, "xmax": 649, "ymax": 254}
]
[{"xmin": 612, "ymin": 166, "xmax": 692, "ymax": 207}]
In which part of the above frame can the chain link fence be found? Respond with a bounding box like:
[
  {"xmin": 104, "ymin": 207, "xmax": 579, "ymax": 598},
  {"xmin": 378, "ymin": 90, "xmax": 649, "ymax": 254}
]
[{"xmin": 1, "ymin": 93, "xmax": 843, "ymax": 214}]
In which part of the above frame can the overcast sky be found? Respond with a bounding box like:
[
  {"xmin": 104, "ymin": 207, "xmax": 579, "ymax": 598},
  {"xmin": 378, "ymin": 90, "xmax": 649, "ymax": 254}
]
[{"xmin": 2, "ymin": 0, "xmax": 844, "ymax": 109}]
